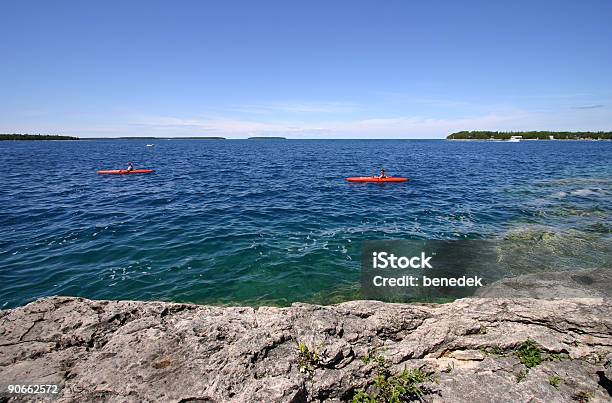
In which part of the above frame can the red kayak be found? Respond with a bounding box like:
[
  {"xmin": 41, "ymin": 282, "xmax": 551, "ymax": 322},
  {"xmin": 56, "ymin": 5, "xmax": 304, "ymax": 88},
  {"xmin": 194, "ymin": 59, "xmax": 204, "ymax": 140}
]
[
  {"xmin": 346, "ymin": 176, "xmax": 409, "ymax": 183},
  {"xmin": 97, "ymin": 169, "xmax": 154, "ymax": 175}
]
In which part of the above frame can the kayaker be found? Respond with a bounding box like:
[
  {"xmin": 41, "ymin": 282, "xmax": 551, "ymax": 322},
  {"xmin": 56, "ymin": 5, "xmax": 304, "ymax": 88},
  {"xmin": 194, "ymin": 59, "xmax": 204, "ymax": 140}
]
[
  {"xmin": 127, "ymin": 162, "xmax": 134, "ymax": 172},
  {"xmin": 378, "ymin": 169, "xmax": 387, "ymax": 178}
]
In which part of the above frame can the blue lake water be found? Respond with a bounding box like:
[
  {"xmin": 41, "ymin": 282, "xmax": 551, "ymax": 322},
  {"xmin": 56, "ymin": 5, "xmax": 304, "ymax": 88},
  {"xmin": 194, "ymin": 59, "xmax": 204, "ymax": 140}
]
[{"xmin": 1, "ymin": 139, "xmax": 610, "ymax": 308}]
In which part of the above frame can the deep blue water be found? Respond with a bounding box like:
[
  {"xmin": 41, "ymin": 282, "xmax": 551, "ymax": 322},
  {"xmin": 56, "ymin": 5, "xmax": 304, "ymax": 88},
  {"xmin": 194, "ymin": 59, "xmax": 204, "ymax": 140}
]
[{"xmin": 1, "ymin": 139, "xmax": 610, "ymax": 308}]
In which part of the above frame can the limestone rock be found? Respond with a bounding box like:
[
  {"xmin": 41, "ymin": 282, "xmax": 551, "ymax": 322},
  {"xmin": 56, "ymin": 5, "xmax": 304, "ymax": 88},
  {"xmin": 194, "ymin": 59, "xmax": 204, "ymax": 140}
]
[{"xmin": 1, "ymin": 297, "xmax": 611, "ymax": 402}]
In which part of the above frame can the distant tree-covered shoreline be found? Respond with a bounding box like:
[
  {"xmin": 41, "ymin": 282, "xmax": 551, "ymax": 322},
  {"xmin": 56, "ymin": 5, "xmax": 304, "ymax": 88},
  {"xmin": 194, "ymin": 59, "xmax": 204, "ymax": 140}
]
[
  {"xmin": 0, "ymin": 134, "xmax": 79, "ymax": 141},
  {"xmin": 447, "ymin": 131, "xmax": 612, "ymax": 140}
]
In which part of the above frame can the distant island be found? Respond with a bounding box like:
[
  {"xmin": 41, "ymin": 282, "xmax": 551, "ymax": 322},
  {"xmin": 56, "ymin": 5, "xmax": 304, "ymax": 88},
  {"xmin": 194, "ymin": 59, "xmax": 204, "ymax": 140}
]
[
  {"xmin": 168, "ymin": 137, "xmax": 226, "ymax": 140},
  {"xmin": 0, "ymin": 133, "xmax": 79, "ymax": 141},
  {"xmin": 247, "ymin": 136, "xmax": 287, "ymax": 140},
  {"xmin": 447, "ymin": 131, "xmax": 612, "ymax": 140}
]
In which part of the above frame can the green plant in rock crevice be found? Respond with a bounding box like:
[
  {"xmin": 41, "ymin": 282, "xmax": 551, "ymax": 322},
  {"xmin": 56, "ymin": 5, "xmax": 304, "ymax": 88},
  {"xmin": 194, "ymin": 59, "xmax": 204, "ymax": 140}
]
[
  {"xmin": 444, "ymin": 362, "xmax": 454, "ymax": 374},
  {"xmin": 480, "ymin": 345, "xmax": 506, "ymax": 357},
  {"xmin": 352, "ymin": 354, "xmax": 435, "ymax": 403},
  {"xmin": 296, "ymin": 342, "xmax": 320, "ymax": 374},
  {"xmin": 516, "ymin": 369, "xmax": 528, "ymax": 383},
  {"xmin": 516, "ymin": 340, "xmax": 542, "ymax": 368},
  {"xmin": 573, "ymin": 391, "xmax": 592, "ymax": 402},
  {"xmin": 549, "ymin": 352, "xmax": 571, "ymax": 362},
  {"xmin": 480, "ymin": 341, "xmax": 571, "ymax": 386},
  {"xmin": 548, "ymin": 375, "xmax": 562, "ymax": 387},
  {"xmin": 512, "ymin": 340, "xmax": 544, "ymax": 383},
  {"xmin": 481, "ymin": 341, "xmax": 569, "ymax": 364},
  {"xmin": 361, "ymin": 352, "xmax": 386, "ymax": 367}
]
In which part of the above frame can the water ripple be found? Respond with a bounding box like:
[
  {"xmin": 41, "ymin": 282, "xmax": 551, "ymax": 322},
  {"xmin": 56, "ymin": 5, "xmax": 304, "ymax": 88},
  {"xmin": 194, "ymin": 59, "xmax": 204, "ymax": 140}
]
[{"xmin": 1, "ymin": 139, "xmax": 610, "ymax": 307}]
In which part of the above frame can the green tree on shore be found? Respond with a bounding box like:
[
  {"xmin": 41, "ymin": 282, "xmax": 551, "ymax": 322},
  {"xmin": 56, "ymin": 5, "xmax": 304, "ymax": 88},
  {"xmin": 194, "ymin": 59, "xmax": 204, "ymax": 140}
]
[
  {"xmin": 447, "ymin": 131, "xmax": 612, "ymax": 140},
  {"xmin": 0, "ymin": 134, "xmax": 79, "ymax": 141}
]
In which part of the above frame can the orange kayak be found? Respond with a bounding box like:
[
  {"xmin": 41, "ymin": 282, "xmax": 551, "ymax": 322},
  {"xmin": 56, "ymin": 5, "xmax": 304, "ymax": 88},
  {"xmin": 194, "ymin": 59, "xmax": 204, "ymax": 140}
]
[
  {"xmin": 97, "ymin": 169, "xmax": 154, "ymax": 175},
  {"xmin": 346, "ymin": 177, "xmax": 408, "ymax": 183}
]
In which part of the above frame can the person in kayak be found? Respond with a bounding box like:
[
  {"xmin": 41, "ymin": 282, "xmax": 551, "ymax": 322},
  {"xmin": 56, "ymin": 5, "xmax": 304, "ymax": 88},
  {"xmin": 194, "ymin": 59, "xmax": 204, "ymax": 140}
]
[
  {"xmin": 127, "ymin": 162, "xmax": 134, "ymax": 172},
  {"xmin": 378, "ymin": 169, "xmax": 387, "ymax": 178}
]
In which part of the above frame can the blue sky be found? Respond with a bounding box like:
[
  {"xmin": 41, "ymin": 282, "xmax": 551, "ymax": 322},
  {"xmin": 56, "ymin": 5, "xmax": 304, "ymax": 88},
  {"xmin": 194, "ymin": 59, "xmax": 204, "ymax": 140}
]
[{"xmin": 1, "ymin": 0, "xmax": 611, "ymax": 138}]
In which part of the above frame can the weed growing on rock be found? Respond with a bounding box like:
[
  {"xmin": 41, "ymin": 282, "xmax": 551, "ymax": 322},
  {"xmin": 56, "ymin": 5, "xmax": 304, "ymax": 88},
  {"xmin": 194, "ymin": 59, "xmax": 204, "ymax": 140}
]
[
  {"xmin": 352, "ymin": 354, "xmax": 434, "ymax": 402},
  {"xmin": 351, "ymin": 390, "xmax": 374, "ymax": 403},
  {"xmin": 516, "ymin": 369, "xmax": 528, "ymax": 383},
  {"xmin": 480, "ymin": 346, "xmax": 505, "ymax": 356},
  {"xmin": 296, "ymin": 342, "xmax": 319, "ymax": 374},
  {"xmin": 375, "ymin": 368, "xmax": 431, "ymax": 402},
  {"xmin": 549, "ymin": 352, "xmax": 571, "ymax": 361},
  {"xmin": 444, "ymin": 362, "xmax": 454, "ymax": 374},
  {"xmin": 572, "ymin": 390, "xmax": 592, "ymax": 402},
  {"xmin": 549, "ymin": 375, "xmax": 562, "ymax": 387},
  {"xmin": 516, "ymin": 340, "xmax": 542, "ymax": 368},
  {"xmin": 361, "ymin": 352, "xmax": 385, "ymax": 367},
  {"xmin": 352, "ymin": 368, "xmax": 432, "ymax": 403}
]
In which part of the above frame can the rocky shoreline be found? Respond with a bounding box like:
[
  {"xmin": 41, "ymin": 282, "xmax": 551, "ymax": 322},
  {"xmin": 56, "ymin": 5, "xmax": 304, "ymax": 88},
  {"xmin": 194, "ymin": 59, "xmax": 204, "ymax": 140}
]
[{"xmin": 1, "ymin": 296, "xmax": 611, "ymax": 402}]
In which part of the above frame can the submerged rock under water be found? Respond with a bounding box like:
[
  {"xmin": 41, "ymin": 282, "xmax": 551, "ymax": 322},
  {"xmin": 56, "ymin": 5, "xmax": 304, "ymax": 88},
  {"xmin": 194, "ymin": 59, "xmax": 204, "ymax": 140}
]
[{"xmin": 476, "ymin": 267, "xmax": 612, "ymax": 299}]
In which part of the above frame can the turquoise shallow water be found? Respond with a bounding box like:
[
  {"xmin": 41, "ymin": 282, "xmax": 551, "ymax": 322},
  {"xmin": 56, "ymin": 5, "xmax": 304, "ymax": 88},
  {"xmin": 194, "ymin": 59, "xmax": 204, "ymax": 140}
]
[{"xmin": 0, "ymin": 139, "xmax": 610, "ymax": 308}]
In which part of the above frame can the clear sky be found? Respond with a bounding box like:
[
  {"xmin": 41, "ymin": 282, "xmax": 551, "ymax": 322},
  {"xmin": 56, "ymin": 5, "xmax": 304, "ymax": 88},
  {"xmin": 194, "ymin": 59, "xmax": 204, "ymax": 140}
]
[{"xmin": 1, "ymin": 0, "xmax": 611, "ymax": 138}]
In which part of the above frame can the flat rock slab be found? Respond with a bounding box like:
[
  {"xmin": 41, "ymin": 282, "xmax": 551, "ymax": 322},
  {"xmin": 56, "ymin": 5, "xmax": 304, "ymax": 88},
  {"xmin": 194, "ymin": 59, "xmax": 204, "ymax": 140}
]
[{"xmin": 1, "ymin": 297, "xmax": 611, "ymax": 402}]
